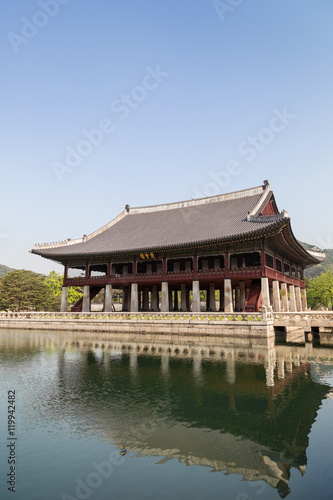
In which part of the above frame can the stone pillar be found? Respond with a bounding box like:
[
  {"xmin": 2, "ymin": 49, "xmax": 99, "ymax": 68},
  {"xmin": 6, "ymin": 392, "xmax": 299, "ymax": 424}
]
[
  {"xmin": 295, "ymin": 287, "xmax": 302, "ymax": 311},
  {"xmin": 130, "ymin": 283, "xmax": 139, "ymax": 312},
  {"xmin": 130, "ymin": 350, "xmax": 138, "ymax": 375},
  {"xmin": 192, "ymin": 280, "xmax": 201, "ymax": 312},
  {"xmin": 104, "ymin": 284, "xmax": 113, "ymax": 312},
  {"xmin": 161, "ymin": 282, "xmax": 169, "ymax": 312},
  {"xmin": 239, "ymin": 281, "xmax": 245, "ymax": 312},
  {"xmin": 82, "ymin": 285, "xmax": 91, "ymax": 312},
  {"xmin": 272, "ymin": 281, "xmax": 281, "ymax": 312},
  {"xmin": 301, "ymin": 288, "xmax": 307, "ymax": 310},
  {"xmin": 235, "ymin": 287, "xmax": 240, "ymax": 311},
  {"xmin": 161, "ymin": 353, "xmax": 170, "ymax": 377},
  {"xmin": 277, "ymin": 359, "xmax": 285, "ymax": 379},
  {"xmin": 224, "ymin": 279, "xmax": 233, "ymax": 313},
  {"xmin": 289, "ymin": 285, "xmax": 297, "ymax": 312},
  {"xmin": 219, "ymin": 288, "xmax": 224, "ymax": 311},
  {"xmin": 281, "ymin": 282, "xmax": 289, "ymax": 312},
  {"xmin": 261, "ymin": 277, "xmax": 270, "ymax": 311},
  {"xmin": 209, "ymin": 282, "xmax": 216, "ymax": 311},
  {"xmin": 181, "ymin": 284, "xmax": 187, "ymax": 311},
  {"xmin": 151, "ymin": 285, "xmax": 159, "ymax": 312},
  {"xmin": 143, "ymin": 287, "xmax": 149, "ymax": 311},
  {"xmin": 226, "ymin": 354, "xmax": 236, "ymax": 384},
  {"xmin": 60, "ymin": 286, "xmax": 68, "ymax": 312},
  {"xmin": 265, "ymin": 359, "xmax": 275, "ymax": 387}
]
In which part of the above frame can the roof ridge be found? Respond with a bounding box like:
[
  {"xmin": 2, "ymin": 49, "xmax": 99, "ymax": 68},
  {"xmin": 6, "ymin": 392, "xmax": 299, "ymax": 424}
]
[{"xmin": 129, "ymin": 184, "xmax": 265, "ymax": 215}]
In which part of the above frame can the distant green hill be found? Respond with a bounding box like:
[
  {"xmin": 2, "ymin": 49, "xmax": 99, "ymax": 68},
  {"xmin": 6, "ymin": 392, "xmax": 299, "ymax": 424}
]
[
  {"xmin": 298, "ymin": 242, "xmax": 333, "ymax": 279},
  {"xmin": 0, "ymin": 264, "xmax": 15, "ymax": 278}
]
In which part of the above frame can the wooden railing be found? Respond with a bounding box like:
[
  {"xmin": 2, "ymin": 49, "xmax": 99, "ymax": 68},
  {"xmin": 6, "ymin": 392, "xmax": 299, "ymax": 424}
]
[{"xmin": 64, "ymin": 265, "xmax": 304, "ymax": 287}]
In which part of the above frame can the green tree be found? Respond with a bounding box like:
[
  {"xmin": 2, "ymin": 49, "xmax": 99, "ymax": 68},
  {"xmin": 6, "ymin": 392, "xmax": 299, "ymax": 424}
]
[
  {"xmin": 46, "ymin": 271, "xmax": 82, "ymax": 306},
  {"xmin": 0, "ymin": 270, "xmax": 57, "ymax": 311},
  {"xmin": 306, "ymin": 271, "xmax": 333, "ymax": 310}
]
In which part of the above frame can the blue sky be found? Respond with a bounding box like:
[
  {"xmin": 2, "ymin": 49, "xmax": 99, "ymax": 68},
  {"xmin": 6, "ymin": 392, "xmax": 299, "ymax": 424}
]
[{"xmin": 1, "ymin": 0, "xmax": 332, "ymax": 275}]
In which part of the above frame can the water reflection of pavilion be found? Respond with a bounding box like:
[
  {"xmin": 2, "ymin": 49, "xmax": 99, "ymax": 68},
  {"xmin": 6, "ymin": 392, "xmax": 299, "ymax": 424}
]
[{"xmin": 1, "ymin": 330, "xmax": 332, "ymax": 498}]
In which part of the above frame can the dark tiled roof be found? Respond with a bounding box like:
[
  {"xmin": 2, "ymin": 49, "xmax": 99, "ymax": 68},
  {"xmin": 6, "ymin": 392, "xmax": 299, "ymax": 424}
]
[{"xmin": 31, "ymin": 184, "xmax": 291, "ymax": 258}]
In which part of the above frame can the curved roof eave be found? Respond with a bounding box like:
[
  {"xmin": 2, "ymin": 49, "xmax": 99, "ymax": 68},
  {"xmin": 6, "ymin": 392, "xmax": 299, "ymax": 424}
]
[{"xmin": 31, "ymin": 219, "xmax": 288, "ymax": 263}]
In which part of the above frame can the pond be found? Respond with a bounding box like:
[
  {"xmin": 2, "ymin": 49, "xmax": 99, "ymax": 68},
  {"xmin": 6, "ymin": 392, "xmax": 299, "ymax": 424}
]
[{"xmin": 0, "ymin": 329, "xmax": 333, "ymax": 500}]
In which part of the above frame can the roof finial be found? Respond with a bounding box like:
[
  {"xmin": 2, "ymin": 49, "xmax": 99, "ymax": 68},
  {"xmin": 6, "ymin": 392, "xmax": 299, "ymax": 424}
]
[{"xmin": 125, "ymin": 204, "xmax": 130, "ymax": 213}]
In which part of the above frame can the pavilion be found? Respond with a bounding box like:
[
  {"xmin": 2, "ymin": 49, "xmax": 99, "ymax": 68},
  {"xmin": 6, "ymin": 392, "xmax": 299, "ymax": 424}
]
[{"xmin": 31, "ymin": 180, "xmax": 321, "ymax": 313}]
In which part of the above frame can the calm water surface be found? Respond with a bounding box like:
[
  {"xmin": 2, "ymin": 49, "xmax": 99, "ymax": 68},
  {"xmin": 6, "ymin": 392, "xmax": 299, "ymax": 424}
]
[{"xmin": 0, "ymin": 329, "xmax": 333, "ymax": 500}]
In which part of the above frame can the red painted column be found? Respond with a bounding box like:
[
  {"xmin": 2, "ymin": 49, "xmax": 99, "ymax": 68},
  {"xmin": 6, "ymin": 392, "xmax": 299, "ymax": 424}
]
[
  {"xmin": 64, "ymin": 265, "xmax": 68, "ymax": 280},
  {"xmin": 224, "ymin": 251, "xmax": 229, "ymax": 278},
  {"xmin": 193, "ymin": 255, "xmax": 198, "ymax": 279},
  {"xmin": 162, "ymin": 257, "xmax": 167, "ymax": 280}
]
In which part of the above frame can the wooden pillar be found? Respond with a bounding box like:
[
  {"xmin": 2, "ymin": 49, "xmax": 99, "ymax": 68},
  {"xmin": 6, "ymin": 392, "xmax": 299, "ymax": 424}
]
[
  {"xmin": 130, "ymin": 283, "xmax": 139, "ymax": 312},
  {"xmin": 122, "ymin": 287, "xmax": 128, "ymax": 311},
  {"xmin": 206, "ymin": 287, "xmax": 210, "ymax": 311},
  {"xmin": 192, "ymin": 280, "xmax": 201, "ymax": 312},
  {"xmin": 301, "ymin": 288, "xmax": 307, "ymax": 310},
  {"xmin": 60, "ymin": 286, "xmax": 68, "ymax": 312},
  {"xmin": 168, "ymin": 287, "xmax": 173, "ymax": 311},
  {"xmin": 173, "ymin": 288, "xmax": 179, "ymax": 311},
  {"xmin": 289, "ymin": 285, "xmax": 297, "ymax": 312},
  {"xmin": 104, "ymin": 284, "xmax": 113, "ymax": 312},
  {"xmin": 181, "ymin": 284, "xmax": 187, "ymax": 311},
  {"xmin": 235, "ymin": 287, "xmax": 240, "ymax": 311},
  {"xmin": 295, "ymin": 286, "xmax": 302, "ymax": 311},
  {"xmin": 224, "ymin": 279, "xmax": 233, "ymax": 313},
  {"xmin": 281, "ymin": 282, "xmax": 289, "ymax": 312},
  {"xmin": 143, "ymin": 287, "xmax": 149, "ymax": 311},
  {"xmin": 151, "ymin": 285, "xmax": 159, "ymax": 312},
  {"xmin": 186, "ymin": 288, "xmax": 190, "ymax": 311},
  {"xmin": 209, "ymin": 282, "xmax": 216, "ymax": 311},
  {"xmin": 161, "ymin": 282, "xmax": 169, "ymax": 312},
  {"xmin": 261, "ymin": 277, "xmax": 270, "ymax": 311},
  {"xmin": 272, "ymin": 280, "xmax": 281, "ymax": 312},
  {"xmin": 63, "ymin": 265, "xmax": 68, "ymax": 280},
  {"xmin": 239, "ymin": 281, "xmax": 245, "ymax": 312},
  {"xmin": 82, "ymin": 285, "xmax": 90, "ymax": 312},
  {"xmin": 219, "ymin": 287, "xmax": 224, "ymax": 311}
]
